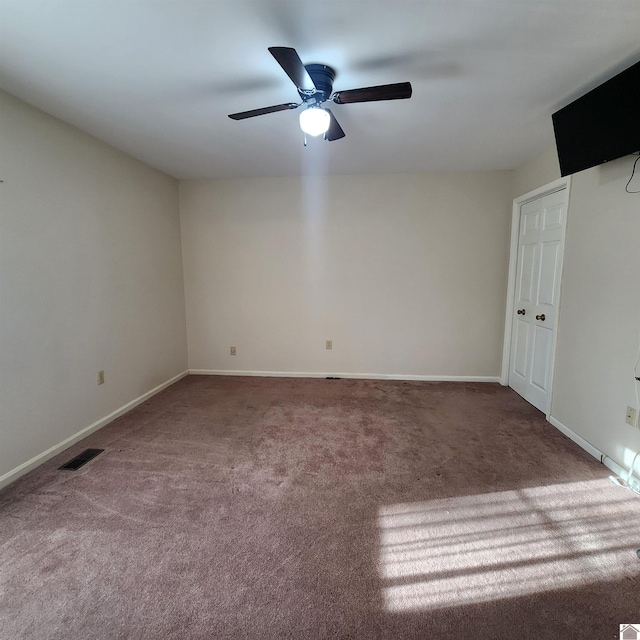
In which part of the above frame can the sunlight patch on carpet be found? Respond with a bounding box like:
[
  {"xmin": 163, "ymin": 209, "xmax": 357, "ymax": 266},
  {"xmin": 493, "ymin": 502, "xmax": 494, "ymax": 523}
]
[{"xmin": 378, "ymin": 479, "xmax": 640, "ymax": 611}]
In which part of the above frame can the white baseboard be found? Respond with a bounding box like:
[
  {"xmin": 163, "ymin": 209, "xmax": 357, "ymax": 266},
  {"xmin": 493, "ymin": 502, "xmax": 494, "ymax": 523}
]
[
  {"xmin": 547, "ymin": 415, "xmax": 604, "ymax": 462},
  {"xmin": 601, "ymin": 455, "xmax": 628, "ymax": 481},
  {"xmin": 547, "ymin": 415, "xmax": 640, "ymax": 490},
  {"xmin": 0, "ymin": 370, "xmax": 189, "ymax": 490},
  {"xmin": 189, "ymin": 369, "xmax": 500, "ymax": 383}
]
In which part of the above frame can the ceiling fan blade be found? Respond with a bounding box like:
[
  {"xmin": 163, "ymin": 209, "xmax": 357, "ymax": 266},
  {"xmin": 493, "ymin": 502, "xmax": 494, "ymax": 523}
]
[
  {"xmin": 332, "ymin": 82, "xmax": 412, "ymax": 104},
  {"xmin": 228, "ymin": 102, "xmax": 299, "ymax": 120},
  {"xmin": 268, "ymin": 46, "xmax": 316, "ymax": 91},
  {"xmin": 324, "ymin": 109, "xmax": 345, "ymax": 141}
]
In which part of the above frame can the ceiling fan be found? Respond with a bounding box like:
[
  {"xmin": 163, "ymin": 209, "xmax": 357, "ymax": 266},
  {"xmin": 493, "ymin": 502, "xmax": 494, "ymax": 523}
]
[{"xmin": 228, "ymin": 47, "xmax": 412, "ymax": 141}]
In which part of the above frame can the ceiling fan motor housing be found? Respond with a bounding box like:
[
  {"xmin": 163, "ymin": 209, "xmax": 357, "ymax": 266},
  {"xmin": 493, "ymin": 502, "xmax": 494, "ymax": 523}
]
[{"xmin": 301, "ymin": 64, "xmax": 336, "ymax": 103}]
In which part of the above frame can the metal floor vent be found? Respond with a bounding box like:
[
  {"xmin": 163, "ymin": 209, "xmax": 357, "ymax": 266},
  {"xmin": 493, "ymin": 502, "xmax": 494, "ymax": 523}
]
[{"xmin": 59, "ymin": 448, "xmax": 104, "ymax": 471}]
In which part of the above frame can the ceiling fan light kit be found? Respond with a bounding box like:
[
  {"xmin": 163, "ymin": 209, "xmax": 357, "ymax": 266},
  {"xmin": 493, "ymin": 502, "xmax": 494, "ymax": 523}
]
[
  {"xmin": 228, "ymin": 47, "xmax": 412, "ymax": 143},
  {"xmin": 299, "ymin": 106, "xmax": 330, "ymax": 136}
]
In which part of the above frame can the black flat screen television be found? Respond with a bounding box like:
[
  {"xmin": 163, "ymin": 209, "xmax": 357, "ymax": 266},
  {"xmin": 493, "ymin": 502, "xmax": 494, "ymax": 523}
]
[{"xmin": 552, "ymin": 60, "xmax": 640, "ymax": 177}]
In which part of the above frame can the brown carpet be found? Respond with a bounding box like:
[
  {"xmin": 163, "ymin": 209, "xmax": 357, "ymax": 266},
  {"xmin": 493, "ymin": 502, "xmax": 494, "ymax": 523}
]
[{"xmin": 1, "ymin": 376, "xmax": 639, "ymax": 639}]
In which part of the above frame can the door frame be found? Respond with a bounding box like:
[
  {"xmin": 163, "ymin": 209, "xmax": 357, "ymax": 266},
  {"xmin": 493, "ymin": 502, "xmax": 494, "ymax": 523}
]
[{"xmin": 500, "ymin": 176, "xmax": 572, "ymax": 418}]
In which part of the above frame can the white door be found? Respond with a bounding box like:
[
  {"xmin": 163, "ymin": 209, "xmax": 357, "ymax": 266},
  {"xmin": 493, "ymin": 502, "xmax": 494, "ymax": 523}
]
[{"xmin": 509, "ymin": 188, "xmax": 567, "ymax": 413}]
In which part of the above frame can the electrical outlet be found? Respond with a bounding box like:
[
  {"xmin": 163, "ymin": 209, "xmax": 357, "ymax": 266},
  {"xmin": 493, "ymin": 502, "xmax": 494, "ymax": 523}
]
[
  {"xmin": 230, "ymin": 346, "xmax": 236, "ymax": 356},
  {"xmin": 97, "ymin": 370, "xmax": 105, "ymax": 385},
  {"xmin": 625, "ymin": 405, "xmax": 637, "ymax": 427},
  {"xmin": 326, "ymin": 340, "xmax": 332, "ymax": 350}
]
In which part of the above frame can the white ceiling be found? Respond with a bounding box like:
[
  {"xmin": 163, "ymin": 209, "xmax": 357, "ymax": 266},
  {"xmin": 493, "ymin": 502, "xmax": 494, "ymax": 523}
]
[{"xmin": 1, "ymin": 1, "xmax": 639, "ymax": 179}]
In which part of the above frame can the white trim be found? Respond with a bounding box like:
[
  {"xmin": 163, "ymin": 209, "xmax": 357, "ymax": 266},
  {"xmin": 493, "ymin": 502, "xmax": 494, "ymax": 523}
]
[
  {"xmin": 512, "ymin": 177, "xmax": 571, "ymax": 207},
  {"xmin": 500, "ymin": 192, "xmax": 522, "ymax": 386},
  {"xmin": 547, "ymin": 415, "xmax": 639, "ymax": 491},
  {"xmin": 189, "ymin": 369, "xmax": 500, "ymax": 382},
  {"xmin": 547, "ymin": 415, "xmax": 603, "ymax": 461},
  {"xmin": 0, "ymin": 370, "xmax": 189, "ymax": 490},
  {"xmin": 601, "ymin": 455, "xmax": 629, "ymax": 483},
  {"xmin": 500, "ymin": 177, "xmax": 572, "ymax": 420}
]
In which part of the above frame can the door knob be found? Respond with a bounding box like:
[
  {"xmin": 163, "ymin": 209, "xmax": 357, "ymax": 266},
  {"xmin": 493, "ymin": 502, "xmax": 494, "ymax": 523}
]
[
  {"xmin": 536, "ymin": 314, "xmax": 546, "ymax": 321},
  {"xmin": 517, "ymin": 309, "xmax": 526, "ymax": 315}
]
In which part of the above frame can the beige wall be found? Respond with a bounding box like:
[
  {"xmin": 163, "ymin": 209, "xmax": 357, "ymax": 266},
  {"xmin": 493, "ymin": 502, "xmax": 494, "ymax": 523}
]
[
  {"xmin": 180, "ymin": 172, "xmax": 513, "ymax": 378},
  {"xmin": 0, "ymin": 91, "xmax": 188, "ymax": 483},
  {"xmin": 511, "ymin": 145, "xmax": 561, "ymax": 199},
  {"xmin": 513, "ymin": 145, "xmax": 640, "ymax": 473},
  {"xmin": 5, "ymin": 82, "xmax": 637, "ymax": 486}
]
